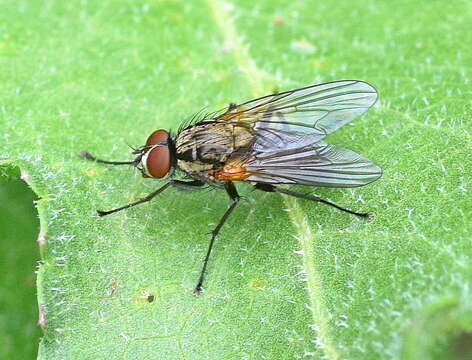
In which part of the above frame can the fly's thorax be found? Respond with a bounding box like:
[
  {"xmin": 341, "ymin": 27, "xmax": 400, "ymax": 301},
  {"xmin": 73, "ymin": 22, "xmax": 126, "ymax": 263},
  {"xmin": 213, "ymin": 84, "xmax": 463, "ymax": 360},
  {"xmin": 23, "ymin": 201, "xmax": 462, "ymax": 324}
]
[{"xmin": 175, "ymin": 122, "xmax": 253, "ymax": 163}]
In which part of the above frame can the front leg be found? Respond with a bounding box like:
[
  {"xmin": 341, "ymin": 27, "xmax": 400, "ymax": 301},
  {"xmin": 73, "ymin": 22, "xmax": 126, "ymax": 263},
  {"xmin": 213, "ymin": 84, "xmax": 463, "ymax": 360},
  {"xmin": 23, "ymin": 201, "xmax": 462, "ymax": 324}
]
[{"xmin": 97, "ymin": 179, "xmax": 205, "ymax": 217}]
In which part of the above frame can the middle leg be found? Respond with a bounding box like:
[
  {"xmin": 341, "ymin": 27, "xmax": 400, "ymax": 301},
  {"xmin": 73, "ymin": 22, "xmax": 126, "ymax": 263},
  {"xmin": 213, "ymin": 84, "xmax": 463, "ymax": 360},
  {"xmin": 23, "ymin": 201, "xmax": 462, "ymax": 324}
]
[{"xmin": 193, "ymin": 181, "xmax": 240, "ymax": 295}]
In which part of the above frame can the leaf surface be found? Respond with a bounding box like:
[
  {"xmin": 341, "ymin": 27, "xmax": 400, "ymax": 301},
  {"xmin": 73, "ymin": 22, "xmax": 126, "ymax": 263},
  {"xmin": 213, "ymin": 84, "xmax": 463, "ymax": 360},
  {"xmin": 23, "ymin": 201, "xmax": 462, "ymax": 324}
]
[{"xmin": 1, "ymin": 0, "xmax": 471, "ymax": 359}]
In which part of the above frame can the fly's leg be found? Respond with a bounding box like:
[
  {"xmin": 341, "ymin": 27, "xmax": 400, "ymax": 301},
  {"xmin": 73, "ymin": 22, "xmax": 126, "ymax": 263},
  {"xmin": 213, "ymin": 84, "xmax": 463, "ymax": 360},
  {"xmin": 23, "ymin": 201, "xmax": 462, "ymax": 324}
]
[
  {"xmin": 97, "ymin": 182, "xmax": 171, "ymax": 216},
  {"xmin": 79, "ymin": 150, "xmax": 136, "ymax": 165},
  {"xmin": 254, "ymin": 183, "xmax": 373, "ymax": 219},
  {"xmin": 97, "ymin": 180, "xmax": 205, "ymax": 217},
  {"xmin": 193, "ymin": 182, "xmax": 240, "ymax": 296}
]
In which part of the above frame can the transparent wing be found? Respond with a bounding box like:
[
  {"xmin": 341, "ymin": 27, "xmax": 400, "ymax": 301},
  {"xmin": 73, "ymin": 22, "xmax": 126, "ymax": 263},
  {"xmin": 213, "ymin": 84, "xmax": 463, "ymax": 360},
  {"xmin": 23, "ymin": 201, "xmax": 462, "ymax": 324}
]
[
  {"xmin": 244, "ymin": 141, "xmax": 382, "ymax": 188},
  {"xmin": 216, "ymin": 80, "xmax": 378, "ymax": 139}
]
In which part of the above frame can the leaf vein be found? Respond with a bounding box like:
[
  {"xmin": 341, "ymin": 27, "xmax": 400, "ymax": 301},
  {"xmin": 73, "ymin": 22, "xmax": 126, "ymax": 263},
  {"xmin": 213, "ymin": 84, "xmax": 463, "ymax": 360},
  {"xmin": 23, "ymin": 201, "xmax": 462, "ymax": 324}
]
[{"xmin": 205, "ymin": 0, "xmax": 339, "ymax": 358}]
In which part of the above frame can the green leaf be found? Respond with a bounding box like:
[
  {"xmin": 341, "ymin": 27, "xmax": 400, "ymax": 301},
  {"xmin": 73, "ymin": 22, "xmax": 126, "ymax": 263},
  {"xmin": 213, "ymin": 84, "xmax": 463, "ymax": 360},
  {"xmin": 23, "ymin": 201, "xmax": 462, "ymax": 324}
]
[
  {"xmin": 0, "ymin": 179, "xmax": 41, "ymax": 359},
  {"xmin": 1, "ymin": 0, "xmax": 471, "ymax": 359}
]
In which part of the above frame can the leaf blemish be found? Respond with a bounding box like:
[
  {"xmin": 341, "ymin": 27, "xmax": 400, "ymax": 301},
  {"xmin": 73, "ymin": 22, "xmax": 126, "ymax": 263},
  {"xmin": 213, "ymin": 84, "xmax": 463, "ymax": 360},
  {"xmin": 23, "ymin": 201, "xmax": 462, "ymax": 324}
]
[
  {"xmin": 37, "ymin": 231, "xmax": 46, "ymax": 246},
  {"xmin": 85, "ymin": 168, "xmax": 97, "ymax": 177},
  {"xmin": 38, "ymin": 304, "xmax": 46, "ymax": 329},
  {"xmin": 107, "ymin": 279, "xmax": 118, "ymax": 297},
  {"xmin": 249, "ymin": 279, "xmax": 264, "ymax": 289},
  {"xmin": 133, "ymin": 289, "xmax": 156, "ymax": 306}
]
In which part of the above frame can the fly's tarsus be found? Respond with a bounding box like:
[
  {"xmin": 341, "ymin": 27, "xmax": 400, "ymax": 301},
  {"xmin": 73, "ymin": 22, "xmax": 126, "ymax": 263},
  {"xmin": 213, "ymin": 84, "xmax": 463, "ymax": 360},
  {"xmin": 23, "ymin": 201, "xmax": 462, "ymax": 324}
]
[
  {"xmin": 365, "ymin": 212, "xmax": 375, "ymax": 221},
  {"xmin": 79, "ymin": 150, "xmax": 95, "ymax": 160},
  {"xmin": 193, "ymin": 286, "xmax": 203, "ymax": 296},
  {"xmin": 97, "ymin": 210, "xmax": 112, "ymax": 217}
]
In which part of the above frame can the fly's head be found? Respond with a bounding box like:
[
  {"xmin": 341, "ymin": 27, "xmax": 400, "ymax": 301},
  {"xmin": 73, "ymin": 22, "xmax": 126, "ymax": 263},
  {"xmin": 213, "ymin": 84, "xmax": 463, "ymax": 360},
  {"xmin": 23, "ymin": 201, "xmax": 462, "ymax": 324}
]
[{"xmin": 132, "ymin": 129, "xmax": 176, "ymax": 179}]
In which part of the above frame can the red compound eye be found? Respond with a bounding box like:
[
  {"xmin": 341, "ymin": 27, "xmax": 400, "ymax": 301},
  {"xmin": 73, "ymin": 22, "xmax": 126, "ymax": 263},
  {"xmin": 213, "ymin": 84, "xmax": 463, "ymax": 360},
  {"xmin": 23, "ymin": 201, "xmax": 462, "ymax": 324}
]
[
  {"xmin": 143, "ymin": 130, "xmax": 171, "ymax": 179},
  {"xmin": 146, "ymin": 129, "xmax": 169, "ymax": 146},
  {"xmin": 145, "ymin": 144, "xmax": 170, "ymax": 179}
]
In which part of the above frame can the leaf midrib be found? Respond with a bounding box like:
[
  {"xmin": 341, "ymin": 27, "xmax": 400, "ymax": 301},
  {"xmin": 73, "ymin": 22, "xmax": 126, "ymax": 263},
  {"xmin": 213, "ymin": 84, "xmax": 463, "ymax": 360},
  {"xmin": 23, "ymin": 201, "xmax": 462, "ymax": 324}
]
[{"xmin": 205, "ymin": 0, "xmax": 339, "ymax": 358}]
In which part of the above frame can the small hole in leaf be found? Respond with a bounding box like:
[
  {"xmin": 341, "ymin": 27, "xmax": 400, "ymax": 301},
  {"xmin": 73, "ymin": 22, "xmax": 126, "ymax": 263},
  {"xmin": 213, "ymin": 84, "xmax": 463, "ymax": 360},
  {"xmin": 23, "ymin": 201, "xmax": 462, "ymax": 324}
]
[{"xmin": 133, "ymin": 289, "xmax": 156, "ymax": 306}]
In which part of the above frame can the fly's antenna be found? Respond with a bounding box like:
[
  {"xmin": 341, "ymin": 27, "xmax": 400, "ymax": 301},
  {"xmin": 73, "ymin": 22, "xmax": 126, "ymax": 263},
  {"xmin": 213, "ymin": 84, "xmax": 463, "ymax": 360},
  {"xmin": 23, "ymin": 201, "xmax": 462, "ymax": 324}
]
[{"xmin": 125, "ymin": 141, "xmax": 138, "ymax": 152}]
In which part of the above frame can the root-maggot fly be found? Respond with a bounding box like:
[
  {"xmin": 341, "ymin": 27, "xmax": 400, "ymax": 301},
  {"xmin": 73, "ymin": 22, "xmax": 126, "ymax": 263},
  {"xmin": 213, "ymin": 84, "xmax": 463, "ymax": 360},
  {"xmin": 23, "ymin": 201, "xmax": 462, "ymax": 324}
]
[{"xmin": 80, "ymin": 80, "xmax": 382, "ymax": 295}]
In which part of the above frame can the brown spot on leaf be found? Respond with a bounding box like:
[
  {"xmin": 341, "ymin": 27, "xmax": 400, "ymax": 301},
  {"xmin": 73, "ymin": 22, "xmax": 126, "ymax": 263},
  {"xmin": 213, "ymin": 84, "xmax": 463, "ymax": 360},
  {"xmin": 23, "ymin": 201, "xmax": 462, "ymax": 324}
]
[
  {"xmin": 274, "ymin": 16, "xmax": 284, "ymax": 25},
  {"xmin": 249, "ymin": 279, "xmax": 264, "ymax": 289}
]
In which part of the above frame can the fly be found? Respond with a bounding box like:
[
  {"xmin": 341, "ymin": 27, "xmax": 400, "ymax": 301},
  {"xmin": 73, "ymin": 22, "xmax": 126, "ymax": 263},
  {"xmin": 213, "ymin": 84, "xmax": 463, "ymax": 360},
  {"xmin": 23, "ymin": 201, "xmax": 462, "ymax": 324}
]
[{"xmin": 80, "ymin": 80, "xmax": 382, "ymax": 295}]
